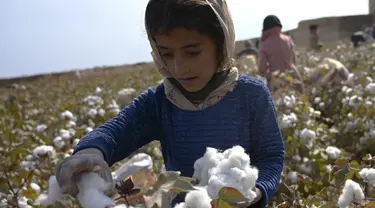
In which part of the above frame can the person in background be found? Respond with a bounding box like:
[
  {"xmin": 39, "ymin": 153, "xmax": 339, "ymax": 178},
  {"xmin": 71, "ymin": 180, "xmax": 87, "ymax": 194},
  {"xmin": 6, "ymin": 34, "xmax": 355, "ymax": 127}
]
[
  {"xmin": 258, "ymin": 15, "xmax": 304, "ymax": 94},
  {"xmin": 55, "ymin": 0, "xmax": 285, "ymax": 207},
  {"xmin": 309, "ymin": 24, "xmax": 323, "ymax": 51},
  {"xmin": 236, "ymin": 40, "xmax": 258, "ymax": 58},
  {"xmin": 372, "ymin": 24, "xmax": 375, "ymax": 39},
  {"xmin": 255, "ymin": 38, "xmax": 260, "ymax": 49},
  {"xmin": 350, "ymin": 28, "xmax": 373, "ymax": 48}
]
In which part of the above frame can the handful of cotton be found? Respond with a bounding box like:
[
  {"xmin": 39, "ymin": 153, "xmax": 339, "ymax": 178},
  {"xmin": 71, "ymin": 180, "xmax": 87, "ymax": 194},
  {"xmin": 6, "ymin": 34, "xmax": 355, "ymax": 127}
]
[
  {"xmin": 193, "ymin": 145, "xmax": 259, "ymax": 202},
  {"xmin": 36, "ymin": 173, "xmax": 115, "ymax": 208}
]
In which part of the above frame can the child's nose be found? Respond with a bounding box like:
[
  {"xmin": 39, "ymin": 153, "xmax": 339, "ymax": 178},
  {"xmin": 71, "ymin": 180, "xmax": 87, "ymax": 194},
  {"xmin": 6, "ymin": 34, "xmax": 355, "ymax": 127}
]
[{"xmin": 173, "ymin": 56, "xmax": 188, "ymax": 74}]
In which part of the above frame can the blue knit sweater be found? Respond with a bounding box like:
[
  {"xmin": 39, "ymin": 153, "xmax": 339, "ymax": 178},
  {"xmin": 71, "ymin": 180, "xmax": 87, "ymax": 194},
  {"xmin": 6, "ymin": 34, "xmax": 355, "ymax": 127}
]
[{"xmin": 74, "ymin": 74, "xmax": 285, "ymax": 207}]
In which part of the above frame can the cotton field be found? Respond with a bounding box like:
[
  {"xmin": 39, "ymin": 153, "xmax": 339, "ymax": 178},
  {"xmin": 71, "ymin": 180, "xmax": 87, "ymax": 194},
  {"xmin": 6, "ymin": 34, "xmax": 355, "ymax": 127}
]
[{"xmin": 1, "ymin": 41, "xmax": 375, "ymax": 208}]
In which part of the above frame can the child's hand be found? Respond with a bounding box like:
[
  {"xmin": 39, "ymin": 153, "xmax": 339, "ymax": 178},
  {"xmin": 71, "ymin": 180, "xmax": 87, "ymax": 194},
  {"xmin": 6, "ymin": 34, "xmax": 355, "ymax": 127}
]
[{"xmin": 55, "ymin": 148, "xmax": 114, "ymax": 197}]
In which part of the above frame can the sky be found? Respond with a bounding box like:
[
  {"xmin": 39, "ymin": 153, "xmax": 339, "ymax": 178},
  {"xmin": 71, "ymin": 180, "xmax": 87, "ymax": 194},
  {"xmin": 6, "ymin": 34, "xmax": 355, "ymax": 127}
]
[{"xmin": 0, "ymin": 0, "xmax": 369, "ymax": 78}]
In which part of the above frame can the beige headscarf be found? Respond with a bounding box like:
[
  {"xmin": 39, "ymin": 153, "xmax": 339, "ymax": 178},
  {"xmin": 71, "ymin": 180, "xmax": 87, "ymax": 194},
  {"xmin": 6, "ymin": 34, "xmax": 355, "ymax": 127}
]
[{"xmin": 146, "ymin": 0, "xmax": 239, "ymax": 111}]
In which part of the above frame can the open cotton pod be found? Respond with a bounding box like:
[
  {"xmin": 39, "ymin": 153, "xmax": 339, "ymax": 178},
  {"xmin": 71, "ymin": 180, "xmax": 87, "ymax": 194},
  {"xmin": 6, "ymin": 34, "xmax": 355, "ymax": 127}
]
[{"xmin": 112, "ymin": 153, "xmax": 157, "ymax": 188}]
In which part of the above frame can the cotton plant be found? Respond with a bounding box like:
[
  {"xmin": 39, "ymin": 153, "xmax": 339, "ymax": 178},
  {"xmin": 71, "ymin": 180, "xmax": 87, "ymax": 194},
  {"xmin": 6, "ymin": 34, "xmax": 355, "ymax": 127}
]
[
  {"xmin": 116, "ymin": 88, "xmax": 136, "ymax": 108},
  {"xmin": 3, "ymin": 40, "xmax": 375, "ymax": 208},
  {"xmin": 107, "ymin": 99, "xmax": 121, "ymax": 115}
]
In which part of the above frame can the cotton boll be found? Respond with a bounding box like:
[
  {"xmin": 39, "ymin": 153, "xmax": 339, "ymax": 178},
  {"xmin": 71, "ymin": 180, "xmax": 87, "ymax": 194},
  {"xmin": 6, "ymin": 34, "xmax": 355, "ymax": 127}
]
[
  {"xmin": 59, "ymin": 129, "xmax": 72, "ymax": 140},
  {"xmin": 174, "ymin": 202, "xmax": 186, "ymax": 208},
  {"xmin": 85, "ymin": 127, "xmax": 93, "ymax": 133},
  {"xmin": 207, "ymin": 173, "xmax": 238, "ymax": 199},
  {"xmin": 87, "ymin": 108, "xmax": 98, "ymax": 118},
  {"xmin": 337, "ymin": 179, "xmax": 365, "ymax": 208},
  {"xmin": 37, "ymin": 176, "xmax": 68, "ymax": 206},
  {"xmin": 184, "ymin": 188, "xmax": 211, "ymax": 208},
  {"xmin": 30, "ymin": 183, "xmax": 41, "ymax": 194},
  {"xmin": 283, "ymin": 95, "xmax": 296, "ymax": 108},
  {"xmin": 32, "ymin": 145, "xmax": 55, "ymax": 158},
  {"xmin": 279, "ymin": 113, "xmax": 297, "ymax": 129},
  {"xmin": 365, "ymin": 83, "xmax": 375, "ymax": 94},
  {"xmin": 193, "ymin": 157, "xmax": 204, "ymax": 180},
  {"xmin": 18, "ymin": 196, "xmax": 31, "ymax": 208},
  {"xmin": 83, "ymin": 95, "xmax": 104, "ymax": 108},
  {"xmin": 60, "ymin": 110, "xmax": 74, "ymax": 120},
  {"xmin": 98, "ymin": 108, "xmax": 106, "ymax": 117},
  {"xmin": 40, "ymin": 173, "xmax": 114, "ymax": 208},
  {"xmin": 359, "ymin": 168, "xmax": 375, "ymax": 185},
  {"xmin": 36, "ymin": 124, "xmax": 47, "ymax": 133},
  {"xmin": 66, "ymin": 120, "xmax": 76, "ymax": 128},
  {"xmin": 34, "ymin": 193, "xmax": 48, "ymax": 205},
  {"xmin": 207, "ymin": 173, "xmax": 256, "ymax": 201},
  {"xmin": 300, "ymin": 128, "xmax": 316, "ymax": 140},
  {"xmin": 325, "ymin": 146, "xmax": 341, "ymax": 159},
  {"xmin": 225, "ymin": 145, "xmax": 250, "ymax": 167},
  {"xmin": 242, "ymin": 166, "xmax": 259, "ymax": 191},
  {"xmin": 73, "ymin": 138, "xmax": 80, "ymax": 147},
  {"xmin": 227, "ymin": 151, "xmax": 250, "ymax": 169},
  {"xmin": 194, "ymin": 147, "xmax": 223, "ymax": 186},
  {"xmin": 95, "ymin": 87, "xmax": 102, "ymax": 94},
  {"xmin": 287, "ymin": 171, "xmax": 298, "ymax": 184},
  {"xmin": 76, "ymin": 172, "xmax": 115, "ymax": 208},
  {"xmin": 53, "ymin": 136, "xmax": 65, "ymax": 149},
  {"xmin": 78, "ymin": 189, "xmax": 115, "ymax": 208}
]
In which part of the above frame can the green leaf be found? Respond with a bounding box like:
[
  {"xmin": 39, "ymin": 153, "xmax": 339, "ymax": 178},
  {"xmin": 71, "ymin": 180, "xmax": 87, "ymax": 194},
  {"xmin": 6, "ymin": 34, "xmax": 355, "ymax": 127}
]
[
  {"xmin": 334, "ymin": 158, "xmax": 349, "ymax": 167},
  {"xmin": 168, "ymin": 178, "xmax": 197, "ymax": 193},
  {"xmin": 349, "ymin": 160, "xmax": 360, "ymax": 169},
  {"xmin": 144, "ymin": 171, "xmax": 181, "ymax": 196},
  {"xmin": 217, "ymin": 187, "xmax": 248, "ymax": 204},
  {"xmin": 345, "ymin": 169, "xmax": 357, "ymax": 180},
  {"xmin": 331, "ymin": 166, "xmax": 350, "ymax": 185},
  {"xmin": 318, "ymin": 201, "xmax": 336, "ymax": 208},
  {"xmin": 297, "ymin": 173, "xmax": 313, "ymax": 184},
  {"xmin": 211, "ymin": 198, "xmax": 237, "ymax": 208}
]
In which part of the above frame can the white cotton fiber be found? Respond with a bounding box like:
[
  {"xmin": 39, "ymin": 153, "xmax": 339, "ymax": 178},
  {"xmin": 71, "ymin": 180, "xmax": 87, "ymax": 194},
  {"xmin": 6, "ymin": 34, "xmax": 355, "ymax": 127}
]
[
  {"xmin": 173, "ymin": 188, "xmax": 211, "ymax": 208},
  {"xmin": 76, "ymin": 172, "xmax": 116, "ymax": 208},
  {"xmin": 35, "ymin": 176, "xmax": 68, "ymax": 206},
  {"xmin": 337, "ymin": 179, "xmax": 365, "ymax": 208},
  {"xmin": 190, "ymin": 145, "xmax": 259, "ymax": 204},
  {"xmin": 38, "ymin": 172, "xmax": 115, "ymax": 208}
]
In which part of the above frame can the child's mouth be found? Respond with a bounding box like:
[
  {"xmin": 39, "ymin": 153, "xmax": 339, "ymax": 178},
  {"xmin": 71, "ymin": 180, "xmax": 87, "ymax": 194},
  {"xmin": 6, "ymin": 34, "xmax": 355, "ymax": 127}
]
[{"xmin": 178, "ymin": 76, "xmax": 198, "ymax": 83}]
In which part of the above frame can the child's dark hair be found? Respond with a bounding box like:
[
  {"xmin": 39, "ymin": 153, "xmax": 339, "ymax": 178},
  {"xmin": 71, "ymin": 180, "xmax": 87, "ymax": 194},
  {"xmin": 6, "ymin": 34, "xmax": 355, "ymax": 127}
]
[{"xmin": 145, "ymin": 0, "xmax": 225, "ymax": 62}]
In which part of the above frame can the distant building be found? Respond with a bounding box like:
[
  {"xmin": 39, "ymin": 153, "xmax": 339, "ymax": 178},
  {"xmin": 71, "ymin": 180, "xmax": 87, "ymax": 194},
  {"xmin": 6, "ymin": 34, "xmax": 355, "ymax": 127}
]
[{"xmin": 234, "ymin": 0, "xmax": 375, "ymax": 54}]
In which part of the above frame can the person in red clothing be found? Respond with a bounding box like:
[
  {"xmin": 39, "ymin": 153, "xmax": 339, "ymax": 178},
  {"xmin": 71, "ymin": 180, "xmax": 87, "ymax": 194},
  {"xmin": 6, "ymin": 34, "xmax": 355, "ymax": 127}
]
[{"xmin": 258, "ymin": 15, "xmax": 304, "ymax": 94}]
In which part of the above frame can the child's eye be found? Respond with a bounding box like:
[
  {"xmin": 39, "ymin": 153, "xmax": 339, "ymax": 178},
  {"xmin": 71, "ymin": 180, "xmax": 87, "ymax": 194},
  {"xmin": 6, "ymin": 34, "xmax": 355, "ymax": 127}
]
[
  {"xmin": 161, "ymin": 53, "xmax": 173, "ymax": 58},
  {"xmin": 187, "ymin": 51, "xmax": 201, "ymax": 56}
]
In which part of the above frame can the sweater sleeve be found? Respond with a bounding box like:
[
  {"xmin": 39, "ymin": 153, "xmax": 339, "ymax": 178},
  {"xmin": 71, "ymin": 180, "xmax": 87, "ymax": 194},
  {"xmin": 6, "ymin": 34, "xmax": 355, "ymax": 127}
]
[
  {"xmin": 73, "ymin": 87, "xmax": 162, "ymax": 166},
  {"xmin": 250, "ymin": 83, "xmax": 285, "ymax": 208}
]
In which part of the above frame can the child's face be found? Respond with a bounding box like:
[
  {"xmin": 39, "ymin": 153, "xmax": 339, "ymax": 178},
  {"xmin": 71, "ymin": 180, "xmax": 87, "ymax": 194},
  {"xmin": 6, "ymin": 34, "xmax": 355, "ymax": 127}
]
[{"xmin": 154, "ymin": 28, "xmax": 218, "ymax": 92}]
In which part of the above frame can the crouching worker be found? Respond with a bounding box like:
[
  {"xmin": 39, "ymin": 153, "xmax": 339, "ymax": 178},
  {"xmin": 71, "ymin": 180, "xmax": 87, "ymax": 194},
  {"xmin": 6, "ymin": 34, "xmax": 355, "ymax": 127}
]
[
  {"xmin": 258, "ymin": 15, "xmax": 305, "ymax": 94},
  {"xmin": 350, "ymin": 30, "xmax": 372, "ymax": 48},
  {"xmin": 307, "ymin": 57, "xmax": 350, "ymax": 89},
  {"xmin": 55, "ymin": 0, "xmax": 285, "ymax": 207}
]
